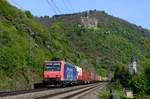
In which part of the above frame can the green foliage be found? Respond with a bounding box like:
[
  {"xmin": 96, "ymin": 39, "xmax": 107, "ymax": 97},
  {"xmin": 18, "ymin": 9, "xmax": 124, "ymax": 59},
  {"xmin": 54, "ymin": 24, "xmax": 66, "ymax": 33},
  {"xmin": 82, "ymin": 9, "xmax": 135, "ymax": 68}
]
[
  {"xmin": 98, "ymin": 87, "xmax": 110, "ymax": 99},
  {"xmin": 134, "ymin": 93, "xmax": 150, "ymax": 99},
  {"xmin": 113, "ymin": 63, "xmax": 130, "ymax": 88},
  {"xmin": 143, "ymin": 38, "xmax": 150, "ymax": 49},
  {"xmin": 1, "ymin": 0, "xmax": 150, "ymax": 91},
  {"xmin": 129, "ymin": 74, "xmax": 149, "ymax": 93},
  {"xmin": 127, "ymin": 67, "xmax": 150, "ymax": 98},
  {"xmin": 25, "ymin": 11, "xmax": 33, "ymax": 18},
  {"xmin": 99, "ymin": 82, "xmax": 124, "ymax": 99}
]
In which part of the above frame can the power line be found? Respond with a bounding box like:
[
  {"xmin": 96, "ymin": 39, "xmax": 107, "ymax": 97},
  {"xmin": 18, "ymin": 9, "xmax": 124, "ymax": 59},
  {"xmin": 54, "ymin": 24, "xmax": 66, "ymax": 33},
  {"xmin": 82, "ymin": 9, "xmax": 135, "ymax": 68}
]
[
  {"xmin": 67, "ymin": 0, "xmax": 75, "ymax": 12},
  {"xmin": 51, "ymin": 0, "xmax": 62, "ymax": 14},
  {"xmin": 46, "ymin": 0, "xmax": 58, "ymax": 14},
  {"xmin": 62, "ymin": 0, "xmax": 71, "ymax": 12}
]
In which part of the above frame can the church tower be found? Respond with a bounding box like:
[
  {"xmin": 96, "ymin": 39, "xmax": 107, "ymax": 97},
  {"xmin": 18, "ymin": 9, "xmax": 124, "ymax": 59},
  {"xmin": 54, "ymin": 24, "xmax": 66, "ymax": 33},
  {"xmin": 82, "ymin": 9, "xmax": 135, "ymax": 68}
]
[{"xmin": 128, "ymin": 56, "xmax": 137, "ymax": 75}]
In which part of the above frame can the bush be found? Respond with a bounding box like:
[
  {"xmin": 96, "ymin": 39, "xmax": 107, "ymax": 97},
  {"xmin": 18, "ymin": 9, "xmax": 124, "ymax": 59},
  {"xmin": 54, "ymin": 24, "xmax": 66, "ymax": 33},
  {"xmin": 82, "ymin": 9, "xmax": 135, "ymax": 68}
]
[
  {"xmin": 25, "ymin": 11, "xmax": 33, "ymax": 18},
  {"xmin": 129, "ymin": 74, "xmax": 149, "ymax": 94}
]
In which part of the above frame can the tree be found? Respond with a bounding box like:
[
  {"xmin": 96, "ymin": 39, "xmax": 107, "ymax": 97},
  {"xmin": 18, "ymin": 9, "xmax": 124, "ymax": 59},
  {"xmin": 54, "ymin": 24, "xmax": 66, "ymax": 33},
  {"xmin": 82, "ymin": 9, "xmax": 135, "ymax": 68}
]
[
  {"xmin": 25, "ymin": 11, "xmax": 33, "ymax": 18},
  {"xmin": 129, "ymin": 74, "xmax": 149, "ymax": 94}
]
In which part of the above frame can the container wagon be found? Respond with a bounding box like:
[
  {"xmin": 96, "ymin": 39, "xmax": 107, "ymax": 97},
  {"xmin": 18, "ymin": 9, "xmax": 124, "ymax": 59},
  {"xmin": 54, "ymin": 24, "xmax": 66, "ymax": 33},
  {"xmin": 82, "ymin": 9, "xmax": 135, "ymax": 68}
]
[
  {"xmin": 75, "ymin": 66, "xmax": 83, "ymax": 84},
  {"xmin": 82, "ymin": 68, "xmax": 91, "ymax": 84}
]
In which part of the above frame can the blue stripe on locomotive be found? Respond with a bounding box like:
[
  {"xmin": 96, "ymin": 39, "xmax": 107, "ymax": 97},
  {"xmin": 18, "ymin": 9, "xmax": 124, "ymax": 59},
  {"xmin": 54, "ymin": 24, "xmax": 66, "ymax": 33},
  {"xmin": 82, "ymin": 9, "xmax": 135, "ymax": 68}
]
[{"xmin": 64, "ymin": 63, "xmax": 77, "ymax": 81}]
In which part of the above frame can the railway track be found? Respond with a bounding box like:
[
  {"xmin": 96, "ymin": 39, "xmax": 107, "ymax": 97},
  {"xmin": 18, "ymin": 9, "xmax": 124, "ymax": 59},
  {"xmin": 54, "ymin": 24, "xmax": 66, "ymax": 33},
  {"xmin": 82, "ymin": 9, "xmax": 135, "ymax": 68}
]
[
  {"xmin": 37, "ymin": 82, "xmax": 106, "ymax": 99},
  {"xmin": 0, "ymin": 88, "xmax": 47, "ymax": 97},
  {"xmin": 0, "ymin": 82, "xmax": 107, "ymax": 99}
]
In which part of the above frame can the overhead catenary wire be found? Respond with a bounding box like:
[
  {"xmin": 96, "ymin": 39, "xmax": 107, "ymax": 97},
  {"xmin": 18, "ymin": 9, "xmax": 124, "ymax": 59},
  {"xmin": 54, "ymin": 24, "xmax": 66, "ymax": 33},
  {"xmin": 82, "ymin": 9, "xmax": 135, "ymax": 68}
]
[
  {"xmin": 67, "ymin": 0, "xmax": 75, "ymax": 12},
  {"xmin": 62, "ymin": 0, "xmax": 72, "ymax": 12},
  {"xmin": 51, "ymin": 0, "xmax": 62, "ymax": 14},
  {"xmin": 46, "ymin": 0, "xmax": 58, "ymax": 14}
]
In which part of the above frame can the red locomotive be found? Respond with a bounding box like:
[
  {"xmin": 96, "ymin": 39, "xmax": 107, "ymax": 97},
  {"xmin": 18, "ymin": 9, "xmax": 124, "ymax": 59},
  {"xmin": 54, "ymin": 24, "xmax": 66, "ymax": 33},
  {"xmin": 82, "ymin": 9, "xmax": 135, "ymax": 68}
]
[{"xmin": 43, "ymin": 60, "xmax": 77, "ymax": 87}]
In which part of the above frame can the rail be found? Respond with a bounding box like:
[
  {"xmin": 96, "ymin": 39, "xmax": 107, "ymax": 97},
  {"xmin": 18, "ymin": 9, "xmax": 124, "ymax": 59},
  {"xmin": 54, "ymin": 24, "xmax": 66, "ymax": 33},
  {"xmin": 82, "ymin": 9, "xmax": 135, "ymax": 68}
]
[{"xmin": 0, "ymin": 82, "xmax": 107, "ymax": 99}]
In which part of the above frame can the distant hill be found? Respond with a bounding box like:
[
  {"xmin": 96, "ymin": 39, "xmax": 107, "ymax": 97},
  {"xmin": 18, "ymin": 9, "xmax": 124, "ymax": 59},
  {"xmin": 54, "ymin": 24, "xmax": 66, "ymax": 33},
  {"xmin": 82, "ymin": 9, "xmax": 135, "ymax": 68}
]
[
  {"xmin": 37, "ymin": 10, "xmax": 150, "ymax": 70},
  {"xmin": 0, "ymin": 0, "xmax": 150, "ymax": 89}
]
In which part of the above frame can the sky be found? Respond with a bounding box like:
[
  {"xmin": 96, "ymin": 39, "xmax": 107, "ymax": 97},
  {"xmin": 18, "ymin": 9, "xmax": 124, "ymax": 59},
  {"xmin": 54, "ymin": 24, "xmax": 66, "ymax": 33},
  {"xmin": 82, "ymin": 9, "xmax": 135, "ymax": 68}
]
[{"xmin": 8, "ymin": 0, "xmax": 150, "ymax": 30}]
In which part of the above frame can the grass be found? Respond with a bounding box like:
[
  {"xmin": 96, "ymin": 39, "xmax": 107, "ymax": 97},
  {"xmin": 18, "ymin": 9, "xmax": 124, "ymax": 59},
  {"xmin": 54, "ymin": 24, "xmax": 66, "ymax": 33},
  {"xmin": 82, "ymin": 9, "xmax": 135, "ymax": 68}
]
[{"xmin": 99, "ymin": 82, "xmax": 124, "ymax": 99}]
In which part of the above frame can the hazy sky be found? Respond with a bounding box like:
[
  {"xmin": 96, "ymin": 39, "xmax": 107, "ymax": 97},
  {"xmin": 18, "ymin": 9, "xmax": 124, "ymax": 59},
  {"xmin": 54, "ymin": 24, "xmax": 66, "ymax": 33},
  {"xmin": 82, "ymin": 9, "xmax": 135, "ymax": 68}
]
[{"xmin": 8, "ymin": 0, "xmax": 150, "ymax": 30}]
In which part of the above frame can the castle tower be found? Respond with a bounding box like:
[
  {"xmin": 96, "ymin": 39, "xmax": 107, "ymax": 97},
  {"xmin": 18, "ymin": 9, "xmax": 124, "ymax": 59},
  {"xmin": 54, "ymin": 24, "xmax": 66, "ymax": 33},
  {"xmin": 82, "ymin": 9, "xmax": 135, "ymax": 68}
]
[{"xmin": 81, "ymin": 11, "xmax": 98, "ymax": 28}]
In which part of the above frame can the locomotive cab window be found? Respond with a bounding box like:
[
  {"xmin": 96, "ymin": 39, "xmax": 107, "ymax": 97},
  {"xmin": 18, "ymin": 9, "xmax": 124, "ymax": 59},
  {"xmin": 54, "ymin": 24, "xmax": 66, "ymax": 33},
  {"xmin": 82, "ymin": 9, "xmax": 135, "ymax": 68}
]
[
  {"xmin": 53, "ymin": 63, "xmax": 61, "ymax": 71},
  {"xmin": 44, "ymin": 63, "xmax": 61, "ymax": 71}
]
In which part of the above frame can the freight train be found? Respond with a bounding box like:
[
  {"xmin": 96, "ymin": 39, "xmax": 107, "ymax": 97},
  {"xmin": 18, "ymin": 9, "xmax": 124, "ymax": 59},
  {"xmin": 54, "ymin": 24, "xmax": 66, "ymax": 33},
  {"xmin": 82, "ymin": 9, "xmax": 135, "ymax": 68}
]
[{"xmin": 34, "ymin": 60, "xmax": 101, "ymax": 88}]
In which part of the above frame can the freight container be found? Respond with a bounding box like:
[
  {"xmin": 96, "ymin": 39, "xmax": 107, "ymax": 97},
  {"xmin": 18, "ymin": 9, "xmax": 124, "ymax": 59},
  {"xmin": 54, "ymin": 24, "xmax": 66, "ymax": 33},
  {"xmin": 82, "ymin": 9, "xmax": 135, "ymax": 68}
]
[
  {"xmin": 75, "ymin": 66, "xmax": 83, "ymax": 81},
  {"xmin": 82, "ymin": 68, "xmax": 91, "ymax": 83},
  {"xmin": 96, "ymin": 75, "xmax": 102, "ymax": 81},
  {"xmin": 91, "ymin": 72, "xmax": 95, "ymax": 80},
  {"xmin": 64, "ymin": 63, "xmax": 77, "ymax": 81}
]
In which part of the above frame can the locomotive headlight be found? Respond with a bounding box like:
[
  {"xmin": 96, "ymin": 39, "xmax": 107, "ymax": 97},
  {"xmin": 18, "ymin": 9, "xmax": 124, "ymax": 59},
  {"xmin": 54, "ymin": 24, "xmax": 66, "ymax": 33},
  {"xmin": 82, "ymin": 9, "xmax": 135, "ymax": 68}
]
[
  {"xmin": 45, "ymin": 75, "xmax": 48, "ymax": 78},
  {"xmin": 56, "ymin": 75, "xmax": 61, "ymax": 80},
  {"xmin": 56, "ymin": 75, "xmax": 60, "ymax": 77}
]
